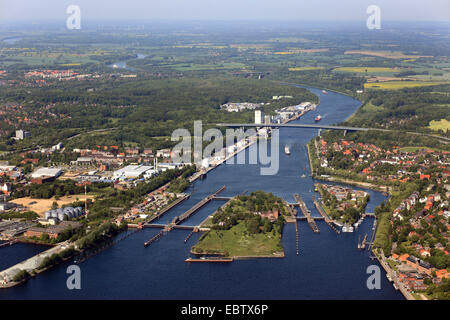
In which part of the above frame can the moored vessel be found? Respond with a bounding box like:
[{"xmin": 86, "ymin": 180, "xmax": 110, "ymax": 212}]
[{"xmin": 284, "ymin": 145, "xmax": 291, "ymax": 155}]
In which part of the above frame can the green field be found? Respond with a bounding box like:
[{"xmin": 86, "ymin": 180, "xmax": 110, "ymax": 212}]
[
  {"xmin": 165, "ymin": 62, "xmax": 246, "ymax": 71},
  {"xmin": 399, "ymin": 146, "xmax": 440, "ymax": 152},
  {"xmin": 334, "ymin": 67, "xmax": 398, "ymax": 73},
  {"xmin": 364, "ymin": 81, "xmax": 449, "ymax": 90},
  {"xmin": 289, "ymin": 66, "xmax": 325, "ymax": 71},
  {"xmin": 192, "ymin": 223, "xmax": 283, "ymax": 257},
  {"xmin": 346, "ymin": 102, "xmax": 384, "ymax": 122},
  {"xmin": 428, "ymin": 119, "xmax": 450, "ymax": 131}
]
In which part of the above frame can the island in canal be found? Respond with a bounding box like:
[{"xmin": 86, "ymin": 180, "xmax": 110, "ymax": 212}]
[
  {"xmin": 315, "ymin": 183, "xmax": 369, "ymax": 225},
  {"xmin": 191, "ymin": 191, "xmax": 289, "ymax": 259}
]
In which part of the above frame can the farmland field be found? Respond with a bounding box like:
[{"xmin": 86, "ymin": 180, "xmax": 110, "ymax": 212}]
[
  {"xmin": 10, "ymin": 195, "xmax": 95, "ymax": 216},
  {"xmin": 333, "ymin": 67, "xmax": 398, "ymax": 73},
  {"xmin": 428, "ymin": 119, "xmax": 450, "ymax": 131},
  {"xmin": 288, "ymin": 67, "xmax": 325, "ymax": 71},
  {"xmin": 364, "ymin": 81, "xmax": 449, "ymax": 90},
  {"xmin": 344, "ymin": 50, "xmax": 433, "ymax": 59}
]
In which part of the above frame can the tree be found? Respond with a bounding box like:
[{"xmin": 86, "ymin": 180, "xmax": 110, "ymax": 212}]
[{"xmin": 51, "ymin": 201, "xmax": 59, "ymax": 210}]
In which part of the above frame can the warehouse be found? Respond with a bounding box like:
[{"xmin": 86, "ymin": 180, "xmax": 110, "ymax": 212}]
[
  {"xmin": 31, "ymin": 167, "xmax": 63, "ymax": 179},
  {"xmin": 113, "ymin": 165, "xmax": 156, "ymax": 179}
]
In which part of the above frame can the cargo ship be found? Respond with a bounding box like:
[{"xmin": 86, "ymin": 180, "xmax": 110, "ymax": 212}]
[
  {"xmin": 315, "ymin": 115, "xmax": 322, "ymax": 122},
  {"xmin": 284, "ymin": 145, "xmax": 291, "ymax": 155}
]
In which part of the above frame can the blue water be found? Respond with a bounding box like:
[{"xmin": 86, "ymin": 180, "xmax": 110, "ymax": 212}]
[
  {"xmin": 107, "ymin": 53, "xmax": 147, "ymax": 71},
  {"xmin": 0, "ymin": 86, "xmax": 403, "ymax": 299},
  {"xmin": 0, "ymin": 243, "xmax": 47, "ymax": 271}
]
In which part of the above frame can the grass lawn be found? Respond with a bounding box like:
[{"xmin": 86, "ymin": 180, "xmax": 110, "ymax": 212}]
[{"xmin": 192, "ymin": 222, "xmax": 283, "ymax": 257}]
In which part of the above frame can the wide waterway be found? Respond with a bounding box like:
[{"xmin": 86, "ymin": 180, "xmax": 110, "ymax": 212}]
[{"xmin": 0, "ymin": 86, "xmax": 403, "ymax": 299}]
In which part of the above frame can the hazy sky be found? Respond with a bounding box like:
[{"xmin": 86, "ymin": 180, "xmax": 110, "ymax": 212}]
[{"xmin": 1, "ymin": 0, "xmax": 449, "ymax": 23}]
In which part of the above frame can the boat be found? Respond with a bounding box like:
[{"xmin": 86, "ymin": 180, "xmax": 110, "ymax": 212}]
[
  {"xmin": 112, "ymin": 64, "xmax": 119, "ymax": 68},
  {"xmin": 301, "ymin": 174, "xmax": 306, "ymax": 178},
  {"xmin": 284, "ymin": 145, "xmax": 291, "ymax": 155},
  {"xmin": 393, "ymin": 283, "xmax": 399, "ymax": 290},
  {"xmin": 322, "ymin": 90, "xmax": 328, "ymax": 94},
  {"xmin": 315, "ymin": 115, "xmax": 322, "ymax": 122},
  {"xmin": 342, "ymin": 224, "xmax": 354, "ymax": 233}
]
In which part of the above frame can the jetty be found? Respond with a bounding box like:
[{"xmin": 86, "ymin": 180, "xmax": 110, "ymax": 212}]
[
  {"xmin": 293, "ymin": 194, "xmax": 319, "ymax": 233},
  {"xmin": 358, "ymin": 233, "xmax": 368, "ymax": 250},
  {"xmin": 185, "ymin": 257, "xmax": 233, "ymax": 263},
  {"xmin": 0, "ymin": 239, "xmax": 18, "ymax": 248}
]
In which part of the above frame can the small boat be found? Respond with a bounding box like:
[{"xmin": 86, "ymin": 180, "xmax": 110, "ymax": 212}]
[
  {"xmin": 315, "ymin": 115, "xmax": 322, "ymax": 122},
  {"xmin": 322, "ymin": 90, "xmax": 328, "ymax": 94},
  {"xmin": 301, "ymin": 174, "xmax": 306, "ymax": 178},
  {"xmin": 112, "ymin": 64, "xmax": 118, "ymax": 68},
  {"xmin": 284, "ymin": 145, "xmax": 291, "ymax": 155},
  {"xmin": 342, "ymin": 224, "xmax": 354, "ymax": 233}
]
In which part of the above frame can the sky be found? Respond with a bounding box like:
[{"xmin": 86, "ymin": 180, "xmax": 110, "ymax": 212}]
[{"xmin": 1, "ymin": 0, "xmax": 449, "ymax": 23}]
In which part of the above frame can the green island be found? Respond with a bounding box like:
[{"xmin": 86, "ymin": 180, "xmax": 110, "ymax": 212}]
[
  {"xmin": 191, "ymin": 191, "xmax": 287, "ymax": 258},
  {"xmin": 315, "ymin": 183, "xmax": 369, "ymax": 225}
]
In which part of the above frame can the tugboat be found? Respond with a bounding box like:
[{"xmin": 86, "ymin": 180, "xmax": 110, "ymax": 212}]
[
  {"xmin": 315, "ymin": 115, "xmax": 322, "ymax": 122},
  {"xmin": 284, "ymin": 145, "xmax": 291, "ymax": 155}
]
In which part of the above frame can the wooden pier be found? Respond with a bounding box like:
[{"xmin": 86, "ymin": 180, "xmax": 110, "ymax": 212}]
[
  {"xmin": 358, "ymin": 233, "xmax": 368, "ymax": 250},
  {"xmin": 0, "ymin": 240, "xmax": 17, "ymax": 248},
  {"xmin": 144, "ymin": 229, "xmax": 166, "ymax": 247},
  {"xmin": 295, "ymin": 221, "xmax": 299, "ymax": 255},
  {"xmin": 367, "ymin": 216, "xmax": 377, "ymax": 251},
  {"xmin": 312, "ymin": 197, "xmax": 340, "ymax": 234},
  {"xmin": 293, "ymin": 194, "xmax": 319, "ymax": 233}
]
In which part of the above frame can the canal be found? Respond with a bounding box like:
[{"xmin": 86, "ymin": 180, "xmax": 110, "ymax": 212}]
[{"xmin": 0, "ymin": 86, "xmax": 403, "ymax": 299}]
